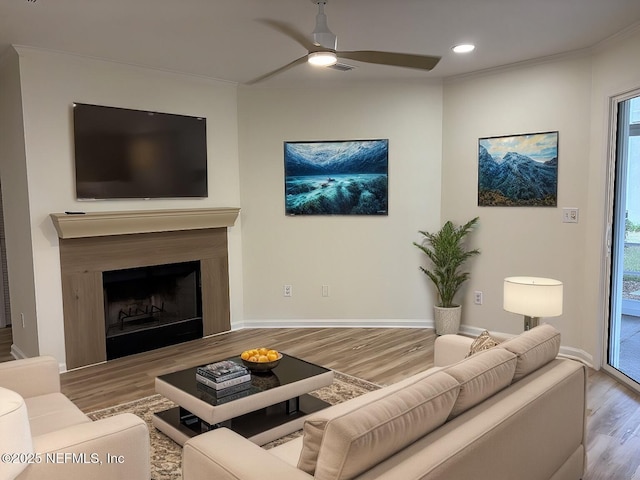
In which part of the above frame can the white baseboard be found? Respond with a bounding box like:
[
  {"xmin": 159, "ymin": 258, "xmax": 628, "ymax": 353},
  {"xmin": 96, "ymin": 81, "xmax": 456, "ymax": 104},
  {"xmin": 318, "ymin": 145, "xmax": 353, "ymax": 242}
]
[
  {"xmin": 11, "ymin": 344, "xmax": 69, "ymax": 373},
  {"xmin": 458, "ymin": 325, "xmax": 488, "ymax": 337},
  {"xmin": 10, "ymin": 343, "xmax": 26, "ymax": 360},
  {"xmin": 557, "ymin": 347, "xmax": 594, "ymax": 368},
  {"xmin": 239, "ymin": 319, "xmax": 431, "ymax": 329}
]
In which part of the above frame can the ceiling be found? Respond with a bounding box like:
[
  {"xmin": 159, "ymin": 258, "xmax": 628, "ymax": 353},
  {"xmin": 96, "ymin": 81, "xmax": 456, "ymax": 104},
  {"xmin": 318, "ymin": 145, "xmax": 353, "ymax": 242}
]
[{"xmin": 2, "ymin": 0, "xmax": 640, "ymax": 87}]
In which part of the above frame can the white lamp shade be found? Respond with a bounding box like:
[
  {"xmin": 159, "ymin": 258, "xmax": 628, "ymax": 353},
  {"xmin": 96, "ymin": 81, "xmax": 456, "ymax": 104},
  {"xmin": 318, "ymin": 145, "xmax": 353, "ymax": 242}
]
[{"xmin": 503, "ymin": 276, "xmax": 563, "ymax": 318}]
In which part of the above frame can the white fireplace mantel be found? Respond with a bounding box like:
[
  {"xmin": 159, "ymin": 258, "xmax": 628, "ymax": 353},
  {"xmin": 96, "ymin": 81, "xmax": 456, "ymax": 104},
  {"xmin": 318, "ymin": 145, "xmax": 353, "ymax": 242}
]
[{"xmin": 50, "ymin": 207, "xmax": 240, "ymax": 239}]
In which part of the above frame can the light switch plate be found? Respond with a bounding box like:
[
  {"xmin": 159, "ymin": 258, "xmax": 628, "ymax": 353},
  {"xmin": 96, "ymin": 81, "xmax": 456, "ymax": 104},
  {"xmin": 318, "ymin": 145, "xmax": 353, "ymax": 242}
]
[{"xmin": 562, "ymin": 207, "xmax": 579, "ymax": 223}]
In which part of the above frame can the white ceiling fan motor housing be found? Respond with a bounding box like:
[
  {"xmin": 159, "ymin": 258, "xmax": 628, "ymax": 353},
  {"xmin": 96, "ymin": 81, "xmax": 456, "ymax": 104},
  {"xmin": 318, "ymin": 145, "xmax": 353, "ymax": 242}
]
[{"xmin": 311, "ymin": 0, "xmax": 337, "ymax": 49}]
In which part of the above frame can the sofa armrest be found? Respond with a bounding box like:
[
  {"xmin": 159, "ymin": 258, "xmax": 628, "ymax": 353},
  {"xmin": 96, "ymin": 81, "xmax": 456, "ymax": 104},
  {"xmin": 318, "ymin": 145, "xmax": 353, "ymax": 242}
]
[
  {"xmin": 17, "ymin": 413, "xmax": 149, "ymax": 480},
  {"xmin": 434, "ymin": 331, "xmax": 515, "ymax": 367},
  {"xmin": 433, "ymin": 335, "xmax": 474, "ymax": 367},
  {"xmin": 0, "ymin": 356, "xmax": 61, "ymax": 398},
  {"xmin": 183, "ymin": 428, "xmax": 313, "ymax": 480}
]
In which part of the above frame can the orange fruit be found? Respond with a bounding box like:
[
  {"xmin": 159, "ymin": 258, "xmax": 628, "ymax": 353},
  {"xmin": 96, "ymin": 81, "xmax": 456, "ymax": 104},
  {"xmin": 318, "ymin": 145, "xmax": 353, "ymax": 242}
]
[{"xmin": 242, "ymin": 347, "xmax": 279, "ymax": 362}]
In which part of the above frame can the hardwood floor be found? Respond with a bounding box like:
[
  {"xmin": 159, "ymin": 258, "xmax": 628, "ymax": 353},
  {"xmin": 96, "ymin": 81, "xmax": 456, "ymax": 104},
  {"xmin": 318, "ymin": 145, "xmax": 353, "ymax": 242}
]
[
  {"xmin": 585, "ymin": 368, "xmax": 640, "ymax": 479},
  {"xmin": 2, "ymin": 326, "xmax": 640, "ymax": 479},
  {"xmin": 59, "ymin": 327, "xmax": 437, "ymax": 411},
  {"xmin": 0, "ymin": 326, "xmax": 13, "ymax": 362}
]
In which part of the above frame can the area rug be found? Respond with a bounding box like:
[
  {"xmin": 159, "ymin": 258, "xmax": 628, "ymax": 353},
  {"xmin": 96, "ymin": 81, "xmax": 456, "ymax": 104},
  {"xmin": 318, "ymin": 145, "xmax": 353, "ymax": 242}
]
[{"xmin": 88, "ymin": 371, "xmax": 379, "ymax": 480}]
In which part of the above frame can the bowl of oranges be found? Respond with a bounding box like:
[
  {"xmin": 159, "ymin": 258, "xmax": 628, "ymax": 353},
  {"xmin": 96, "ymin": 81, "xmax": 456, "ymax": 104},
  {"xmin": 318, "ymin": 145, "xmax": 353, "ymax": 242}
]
[{"xmin": 240, "ymin": 348, "xmax": 282, "ymax": 372}]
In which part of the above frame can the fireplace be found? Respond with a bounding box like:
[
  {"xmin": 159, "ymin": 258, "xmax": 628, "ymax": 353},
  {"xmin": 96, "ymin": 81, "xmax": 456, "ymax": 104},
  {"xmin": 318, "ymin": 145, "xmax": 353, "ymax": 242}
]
[
  {"xmin": 103, "ymin": 261, "xmax": 203, "ymax": 360},
  {"xmin": 52, "ymin": 207, "xmax": 239, "ymax": 370}
]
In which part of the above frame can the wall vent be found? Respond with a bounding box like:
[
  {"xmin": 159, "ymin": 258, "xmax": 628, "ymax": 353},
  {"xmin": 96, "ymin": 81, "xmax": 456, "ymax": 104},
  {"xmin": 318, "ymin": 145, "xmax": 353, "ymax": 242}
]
[{"xmin": 327, "ymin": 63, "xmax": 356, "ymax": 72}]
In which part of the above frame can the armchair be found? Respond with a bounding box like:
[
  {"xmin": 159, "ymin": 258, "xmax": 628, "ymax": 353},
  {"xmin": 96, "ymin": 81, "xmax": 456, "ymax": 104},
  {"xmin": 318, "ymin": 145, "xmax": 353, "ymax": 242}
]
[{"xmin": 0, "ymin": 356, "xmax": 150, "ymax": 480}]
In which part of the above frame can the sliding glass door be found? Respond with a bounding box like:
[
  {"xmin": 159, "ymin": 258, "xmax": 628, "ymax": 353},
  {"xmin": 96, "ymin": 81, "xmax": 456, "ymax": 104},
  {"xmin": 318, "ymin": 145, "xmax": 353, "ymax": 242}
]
[{"xmin": 607, "ymin": 93, "xmax": 640, "ymax": 389}]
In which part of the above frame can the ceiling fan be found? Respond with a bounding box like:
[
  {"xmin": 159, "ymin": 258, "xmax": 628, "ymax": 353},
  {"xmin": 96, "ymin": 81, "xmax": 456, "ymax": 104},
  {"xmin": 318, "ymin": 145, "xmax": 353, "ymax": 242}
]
[{"xmin": 247, "ymin": 0, "xmax": 441, "ymax": 84}]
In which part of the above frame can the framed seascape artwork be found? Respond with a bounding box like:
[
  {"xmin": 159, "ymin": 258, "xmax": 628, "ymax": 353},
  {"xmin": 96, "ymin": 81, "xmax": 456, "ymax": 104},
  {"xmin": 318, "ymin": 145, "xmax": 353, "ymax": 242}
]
[
  {"xmin": 284, "ymin": 139, "xmax": 389, "ymax": 215},
  {"xmin": 478, "ymin": 131, "xmax": 559, "ymax": 207}
]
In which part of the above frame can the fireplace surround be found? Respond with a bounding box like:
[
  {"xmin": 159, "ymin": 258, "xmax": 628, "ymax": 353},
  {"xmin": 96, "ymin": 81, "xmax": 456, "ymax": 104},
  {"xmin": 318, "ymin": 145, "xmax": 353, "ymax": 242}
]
[{"xmin": 51, "ymin": 208, "xmax": 239, "ymax": 369}]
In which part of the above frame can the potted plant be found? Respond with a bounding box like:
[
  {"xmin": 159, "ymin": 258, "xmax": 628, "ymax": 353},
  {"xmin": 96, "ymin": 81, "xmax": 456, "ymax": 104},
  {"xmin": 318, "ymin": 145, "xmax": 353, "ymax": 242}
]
[{"xmin": 413, "ymin": 217, "xmax": 480, "ymax": 335}]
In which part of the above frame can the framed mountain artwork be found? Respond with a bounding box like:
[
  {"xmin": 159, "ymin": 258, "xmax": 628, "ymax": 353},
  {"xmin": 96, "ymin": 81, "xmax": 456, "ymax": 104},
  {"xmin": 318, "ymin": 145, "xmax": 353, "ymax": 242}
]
[
  {"xmin": 284, "ymin": 139, "xmax": 389, "ymax": 215},
  {"xmin": 478, "ymin": 131, "xmax": 558, "ymax": 207}
]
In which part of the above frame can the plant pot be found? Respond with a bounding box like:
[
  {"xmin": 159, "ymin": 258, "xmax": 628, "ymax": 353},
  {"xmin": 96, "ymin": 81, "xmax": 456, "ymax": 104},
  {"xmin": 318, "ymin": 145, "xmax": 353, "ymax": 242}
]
[{"xmin": 433, "ymin": 305, "xmax": 462, "ymax": 335}]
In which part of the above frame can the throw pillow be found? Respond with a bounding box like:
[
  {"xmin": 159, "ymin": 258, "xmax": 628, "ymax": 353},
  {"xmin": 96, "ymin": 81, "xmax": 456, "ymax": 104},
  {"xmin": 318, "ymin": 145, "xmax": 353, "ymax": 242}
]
[{"xmin": 467, "ymin": 330, "xmax": 499, "ymax": 357}]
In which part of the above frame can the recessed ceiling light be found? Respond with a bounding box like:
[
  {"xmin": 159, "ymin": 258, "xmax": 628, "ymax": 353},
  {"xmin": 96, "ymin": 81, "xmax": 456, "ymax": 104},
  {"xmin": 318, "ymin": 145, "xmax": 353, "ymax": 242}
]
[{"xmin": 452, "ymin": 44, "xmax": 476, "ymax": 54}]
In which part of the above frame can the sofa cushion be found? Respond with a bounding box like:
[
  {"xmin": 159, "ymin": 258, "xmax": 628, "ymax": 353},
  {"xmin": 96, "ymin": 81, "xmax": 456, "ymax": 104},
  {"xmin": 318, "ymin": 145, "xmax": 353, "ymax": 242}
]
[
  {"xmin": 24, "ymin": 392, "xmax": 91, "ymax": 436},
  {"xmin": 444, "ymin": 348, "xmax": 517, "ymax": 418},
  {"xmin": 297, "ymin": 367, "xmax": 441, "ymax": 475},
  {"xmin": 466, "ymin": 330, "xmax": 500, "ymax": 357},
  {"xmin": 313, "ymin": 371, "xmax": 460, "ymax": 480},
  {"xmin": 498, "ymin": 324, "xmax": 561, "ymax": 381}
]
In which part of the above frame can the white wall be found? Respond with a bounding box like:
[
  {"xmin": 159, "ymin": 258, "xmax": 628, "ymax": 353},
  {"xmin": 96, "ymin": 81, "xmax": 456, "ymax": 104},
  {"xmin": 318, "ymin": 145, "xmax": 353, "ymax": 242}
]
[
  {"xmin": 237, "ymin": 83, "xmax": 443, "ymax": 325},
  {"xmin": 442, "ymin": 55, "xmax": 593, "ymax": 351},
  {"xmin": 11, "ymin": 47, "xmax": 243, "ymax": 367},
  {"xmin": 0, "ymin": 48, "xmax": 39, "ymax": 358},
  {"xmin": 442, "ymin": 27, "xmax": 640, "ymax": 365}
]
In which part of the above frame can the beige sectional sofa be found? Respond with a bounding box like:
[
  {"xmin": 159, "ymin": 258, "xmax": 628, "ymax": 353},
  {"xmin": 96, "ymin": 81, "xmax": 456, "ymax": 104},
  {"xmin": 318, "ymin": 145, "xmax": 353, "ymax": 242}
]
[
  {"xmin": 182, "ymin": 324, "xmax": 587, "ymax": 480},
  {"xmin": 0, "ymin": 356, "xmax": 150, "ymax": 480}
]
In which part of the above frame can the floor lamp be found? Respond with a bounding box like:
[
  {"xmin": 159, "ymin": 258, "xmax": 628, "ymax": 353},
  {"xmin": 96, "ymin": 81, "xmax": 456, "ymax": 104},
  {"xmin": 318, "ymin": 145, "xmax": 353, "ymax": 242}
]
[{"xmin": 503, "ymin": 277, "xmax": 563, "ymax": 331}]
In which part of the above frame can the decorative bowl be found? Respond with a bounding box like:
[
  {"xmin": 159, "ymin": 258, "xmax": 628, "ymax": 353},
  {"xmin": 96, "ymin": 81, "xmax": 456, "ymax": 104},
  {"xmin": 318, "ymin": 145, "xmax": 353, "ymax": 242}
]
[{"xmin": 241, "ymin": 353, "xmax": 283, "ymax": 372}]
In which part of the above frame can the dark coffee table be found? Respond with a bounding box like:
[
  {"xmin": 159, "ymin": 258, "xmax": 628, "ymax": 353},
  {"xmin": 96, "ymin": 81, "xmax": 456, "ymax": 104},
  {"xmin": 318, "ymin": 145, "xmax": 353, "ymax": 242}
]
[{"xmin": 152, "ymin": 353, "xmax": 334, "ymax": 446}]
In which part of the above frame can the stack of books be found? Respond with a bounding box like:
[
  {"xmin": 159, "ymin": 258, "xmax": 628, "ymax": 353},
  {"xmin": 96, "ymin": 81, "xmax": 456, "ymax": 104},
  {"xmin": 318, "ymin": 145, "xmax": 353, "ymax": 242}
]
[
  {"xmin": 196, "ymin": 381, "xmax": 257, "ymax": 405},
  {"xmin": 196, "ymin": 360, "xmax": 251, "ymax": 393}
]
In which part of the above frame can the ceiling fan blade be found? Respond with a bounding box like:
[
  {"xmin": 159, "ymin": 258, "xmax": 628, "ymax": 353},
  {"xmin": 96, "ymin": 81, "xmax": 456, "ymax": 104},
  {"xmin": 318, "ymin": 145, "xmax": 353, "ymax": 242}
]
[
  {"xmin": 256, "ymin": 19, "xmax": 317, "ymax": 52},
  {"xmin": 337, "ymin": 51, "xmax": 441, "ymax": 71},
  {"xmin": 245, "ymin": 55, "xmax": 308, "ymax": 85}
]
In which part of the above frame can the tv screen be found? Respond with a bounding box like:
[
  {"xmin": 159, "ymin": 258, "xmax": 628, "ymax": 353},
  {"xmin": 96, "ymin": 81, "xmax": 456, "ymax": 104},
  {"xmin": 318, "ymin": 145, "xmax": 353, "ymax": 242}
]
[{"xmin": 73, "ymin": 103, "xmax": 208, "ymax": 199}]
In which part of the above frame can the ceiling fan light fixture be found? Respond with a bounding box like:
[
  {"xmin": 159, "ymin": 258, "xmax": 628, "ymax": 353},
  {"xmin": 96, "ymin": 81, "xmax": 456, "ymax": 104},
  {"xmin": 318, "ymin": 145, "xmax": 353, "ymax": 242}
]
[
  {"xmin": 249, "ymin": 0, "xmax": 441, "ymax": 83},
  {"xmin": 452, "ymin": 44, "xmax": 476, "ymax": 54},
  {"xmin": 308, "ymin": 51, "xmax": 337, "ymax": 67}
]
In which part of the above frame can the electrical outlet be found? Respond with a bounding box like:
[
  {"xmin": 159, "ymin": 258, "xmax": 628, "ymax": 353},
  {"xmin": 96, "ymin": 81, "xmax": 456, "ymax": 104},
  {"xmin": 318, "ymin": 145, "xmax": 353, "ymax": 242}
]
[
  {"xmin": 322, "ymin": 285, "xmax": 329, "ymax": 297},
  {"xmin": 474, "ymin": 291, "xmax": 483, "ymax": 305},
  {"xmin": 283, "ymin": 285, "xmax": 292, "ymax": 297}
]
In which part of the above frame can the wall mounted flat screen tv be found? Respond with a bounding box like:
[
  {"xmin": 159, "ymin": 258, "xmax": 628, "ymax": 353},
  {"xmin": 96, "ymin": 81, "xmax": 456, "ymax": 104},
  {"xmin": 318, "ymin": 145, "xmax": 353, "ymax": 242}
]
[{"xmin": 73, "ymin": 103, "xmax": 208, "ymax": 199}]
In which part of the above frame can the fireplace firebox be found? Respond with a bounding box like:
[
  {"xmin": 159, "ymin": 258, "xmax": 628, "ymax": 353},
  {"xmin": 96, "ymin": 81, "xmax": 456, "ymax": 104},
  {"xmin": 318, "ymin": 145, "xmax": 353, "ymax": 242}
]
[{"xmin": 103, "ymin": 261, "xmax": 203, "ymax": 360}]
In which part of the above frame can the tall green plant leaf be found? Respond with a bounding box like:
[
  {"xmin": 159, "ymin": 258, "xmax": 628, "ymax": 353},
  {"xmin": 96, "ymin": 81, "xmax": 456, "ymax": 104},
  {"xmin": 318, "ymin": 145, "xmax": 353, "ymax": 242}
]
[{"xmin": 413, "ymin": 217, "xmax": 480, "ymax": 307}]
